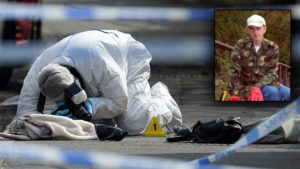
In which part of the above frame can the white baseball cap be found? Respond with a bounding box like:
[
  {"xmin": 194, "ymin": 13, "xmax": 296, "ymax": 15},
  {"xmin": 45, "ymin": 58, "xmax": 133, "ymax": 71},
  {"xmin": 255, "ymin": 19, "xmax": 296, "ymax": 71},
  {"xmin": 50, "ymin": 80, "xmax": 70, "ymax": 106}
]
[{"xmin": 247, "ymin": 14, "xmax": 266, "ymax": 27}]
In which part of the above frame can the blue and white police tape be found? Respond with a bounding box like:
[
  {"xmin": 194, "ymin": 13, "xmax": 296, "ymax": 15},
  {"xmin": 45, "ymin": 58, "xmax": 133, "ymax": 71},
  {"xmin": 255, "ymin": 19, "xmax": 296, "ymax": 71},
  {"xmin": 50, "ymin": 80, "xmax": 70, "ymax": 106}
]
[
  {"xmin": 0, "ymin": 2, "xmax": 213, "ymax": 21},
  {"xmin": 0, "ymin": 141, "xmax": 264, "ymax": 169},
  {"xmin": 0, "ymin": 36, "xmax": 212, "ymax": 66},
  {"xmin": 1, "ymin": 2, "xmax": 300, "ymax": 21},
  {"xmin": 0, "ymin": 141, "xmax": 189, "ymax": 169},
  {"xmin": 188, "ymin": 97, "xmax": 300, "ymax": 167}
]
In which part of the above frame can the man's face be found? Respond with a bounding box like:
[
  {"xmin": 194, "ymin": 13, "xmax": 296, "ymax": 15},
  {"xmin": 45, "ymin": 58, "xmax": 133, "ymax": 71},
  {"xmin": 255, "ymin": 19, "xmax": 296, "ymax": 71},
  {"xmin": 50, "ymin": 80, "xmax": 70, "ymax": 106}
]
[{"xmin": 247, "ymin": 26, "xmax": 267, "ymax": 44}]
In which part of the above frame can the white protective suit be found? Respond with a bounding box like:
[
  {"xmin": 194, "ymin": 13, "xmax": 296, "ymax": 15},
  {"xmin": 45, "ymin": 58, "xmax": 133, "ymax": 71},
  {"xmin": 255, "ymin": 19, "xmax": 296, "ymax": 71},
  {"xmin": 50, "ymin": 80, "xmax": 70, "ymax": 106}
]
[{"xmin": 14, "ymin": 30, "xmax": 182, "ymax": 134}]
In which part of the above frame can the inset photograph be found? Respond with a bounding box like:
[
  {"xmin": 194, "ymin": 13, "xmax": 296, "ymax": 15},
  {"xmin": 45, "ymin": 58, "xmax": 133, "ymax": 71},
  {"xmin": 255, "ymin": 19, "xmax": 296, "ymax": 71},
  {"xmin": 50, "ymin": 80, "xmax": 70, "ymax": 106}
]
[{"xmin": 215, "ymin": 10, "xmax": 291, "ymax": 101}]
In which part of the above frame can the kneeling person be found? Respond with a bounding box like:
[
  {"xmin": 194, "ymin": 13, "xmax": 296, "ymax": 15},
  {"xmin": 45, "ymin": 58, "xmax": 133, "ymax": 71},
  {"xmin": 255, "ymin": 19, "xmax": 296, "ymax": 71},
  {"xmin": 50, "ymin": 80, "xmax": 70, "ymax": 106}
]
[{"xmin": 11, "ymin": 30, "xmax": 182, "ymax": 135}]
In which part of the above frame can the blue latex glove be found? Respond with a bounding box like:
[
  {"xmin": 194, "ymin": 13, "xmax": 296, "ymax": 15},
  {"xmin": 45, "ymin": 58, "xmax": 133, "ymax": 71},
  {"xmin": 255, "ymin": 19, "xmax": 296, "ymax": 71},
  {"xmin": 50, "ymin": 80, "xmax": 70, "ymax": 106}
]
[
  {"xmin": 84, "ymin": 99, "xmax": 94, "ymax": 116},
  {"xmin": 51, "ymin": 102, "xmax": 77, "ymax": 119}
]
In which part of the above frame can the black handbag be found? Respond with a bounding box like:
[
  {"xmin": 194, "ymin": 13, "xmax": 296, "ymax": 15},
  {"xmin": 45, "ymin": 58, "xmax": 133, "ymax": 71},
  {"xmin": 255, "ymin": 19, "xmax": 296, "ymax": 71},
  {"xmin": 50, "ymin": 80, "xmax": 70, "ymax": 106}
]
[{"xmin": 167, "ymin": 116, "xmax": 243, "ymax": 144}]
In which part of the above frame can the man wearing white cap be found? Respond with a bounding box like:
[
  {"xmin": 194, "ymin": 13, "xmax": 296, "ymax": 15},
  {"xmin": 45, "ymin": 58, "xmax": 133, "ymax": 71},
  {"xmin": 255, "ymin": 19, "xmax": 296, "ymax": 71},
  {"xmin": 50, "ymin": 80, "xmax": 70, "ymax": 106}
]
[
  {"xmin": 228, "ymin": 14, "xmax": 290, "ymax": 101},
  {"xmin": 9, "ymin": 30, "xmax": 182, "ymax": 135}
]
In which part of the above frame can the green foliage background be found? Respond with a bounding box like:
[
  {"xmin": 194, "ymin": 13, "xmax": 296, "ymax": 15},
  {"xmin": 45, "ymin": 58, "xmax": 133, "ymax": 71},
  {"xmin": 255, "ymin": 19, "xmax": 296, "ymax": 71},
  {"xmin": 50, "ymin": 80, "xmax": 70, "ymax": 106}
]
[{"xmin": 214, "ymin": 10, "xmax": 291, "ymax": 100}]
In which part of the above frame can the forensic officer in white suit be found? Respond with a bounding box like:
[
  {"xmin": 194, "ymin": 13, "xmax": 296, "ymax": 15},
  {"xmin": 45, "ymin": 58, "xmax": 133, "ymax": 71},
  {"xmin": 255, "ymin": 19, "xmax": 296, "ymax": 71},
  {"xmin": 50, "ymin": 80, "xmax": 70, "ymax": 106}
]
[{"xmin": 11, "ymin": 30, "xmax": 182, "ymax": 135}]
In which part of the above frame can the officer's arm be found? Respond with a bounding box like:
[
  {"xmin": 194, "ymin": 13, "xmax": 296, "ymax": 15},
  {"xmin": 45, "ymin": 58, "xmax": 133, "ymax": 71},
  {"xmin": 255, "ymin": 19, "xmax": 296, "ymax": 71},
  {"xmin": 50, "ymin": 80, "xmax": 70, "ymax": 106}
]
[
  {"xmin": 9, "ymin": 58, "xmax": 44, "ymax": 134},
  {"xmin": 15, "ymin": 60, "xmax": 43, "ymax": 120}
]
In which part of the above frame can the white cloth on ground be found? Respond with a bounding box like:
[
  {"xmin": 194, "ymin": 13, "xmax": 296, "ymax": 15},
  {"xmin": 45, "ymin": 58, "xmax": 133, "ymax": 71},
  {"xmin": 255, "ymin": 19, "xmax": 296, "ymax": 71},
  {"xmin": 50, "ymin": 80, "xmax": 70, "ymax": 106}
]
[{"xmin": 0, "ymin": 114, "xmax": 97, "ymax": 140}]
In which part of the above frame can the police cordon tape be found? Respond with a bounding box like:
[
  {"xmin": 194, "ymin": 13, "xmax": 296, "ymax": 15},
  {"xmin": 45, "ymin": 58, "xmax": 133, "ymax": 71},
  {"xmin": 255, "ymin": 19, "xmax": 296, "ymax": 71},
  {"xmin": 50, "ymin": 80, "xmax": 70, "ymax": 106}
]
[
  {"xmin": 1, "ymin": 2, "xmax": 300, "ymax": 21},
  {"xmin": 0, "ymin": 36, "xmax": 212, "ymax": 66},
  {"xmin": 187, "ymin": 97, "xmax": 300, "ymax": 167},
  {"xmin": 0, "ymin": 141, "xmax": 187, "ymax": 169},
  {"xmin": 2, "ymin": 35, "xmax": 300, "ymax": 66},
  {"xmin": 0, "ymin": 141, "xmax": 263, "ymax": 169},
  {"xmin": 0, "ymin": 2, "xmax": 213, "ymax": 21}
]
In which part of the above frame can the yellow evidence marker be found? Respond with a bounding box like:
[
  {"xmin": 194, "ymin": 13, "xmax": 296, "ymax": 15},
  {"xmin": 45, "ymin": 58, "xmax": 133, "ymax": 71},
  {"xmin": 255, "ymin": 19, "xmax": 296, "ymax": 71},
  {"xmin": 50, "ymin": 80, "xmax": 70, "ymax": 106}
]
[{"xmin": 142, "ymin": 117, "xmax": 166, "ymax": 137}]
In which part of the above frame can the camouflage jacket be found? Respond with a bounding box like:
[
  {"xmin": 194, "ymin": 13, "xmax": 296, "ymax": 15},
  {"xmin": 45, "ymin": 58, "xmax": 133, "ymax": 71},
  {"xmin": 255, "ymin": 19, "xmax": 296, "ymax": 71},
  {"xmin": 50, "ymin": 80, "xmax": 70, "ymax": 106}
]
[{"xmin": 228, "ymin": 37, "xmax": 280, "ymax": 100}]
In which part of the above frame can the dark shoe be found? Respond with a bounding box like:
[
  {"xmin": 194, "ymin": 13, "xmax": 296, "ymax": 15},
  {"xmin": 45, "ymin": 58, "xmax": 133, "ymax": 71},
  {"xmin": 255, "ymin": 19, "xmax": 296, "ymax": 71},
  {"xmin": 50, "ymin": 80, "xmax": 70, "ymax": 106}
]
[{"xmin": 94, "ymin": 124, "xmax": 128, "ymax": 141}]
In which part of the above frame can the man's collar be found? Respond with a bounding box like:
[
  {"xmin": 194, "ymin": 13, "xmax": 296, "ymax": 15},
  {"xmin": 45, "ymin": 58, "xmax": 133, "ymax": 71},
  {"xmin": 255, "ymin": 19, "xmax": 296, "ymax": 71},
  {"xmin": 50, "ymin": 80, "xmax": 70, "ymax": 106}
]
[{"xmin": 247, "ymin": 37, "xmax": 267, "ymax": 50}]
